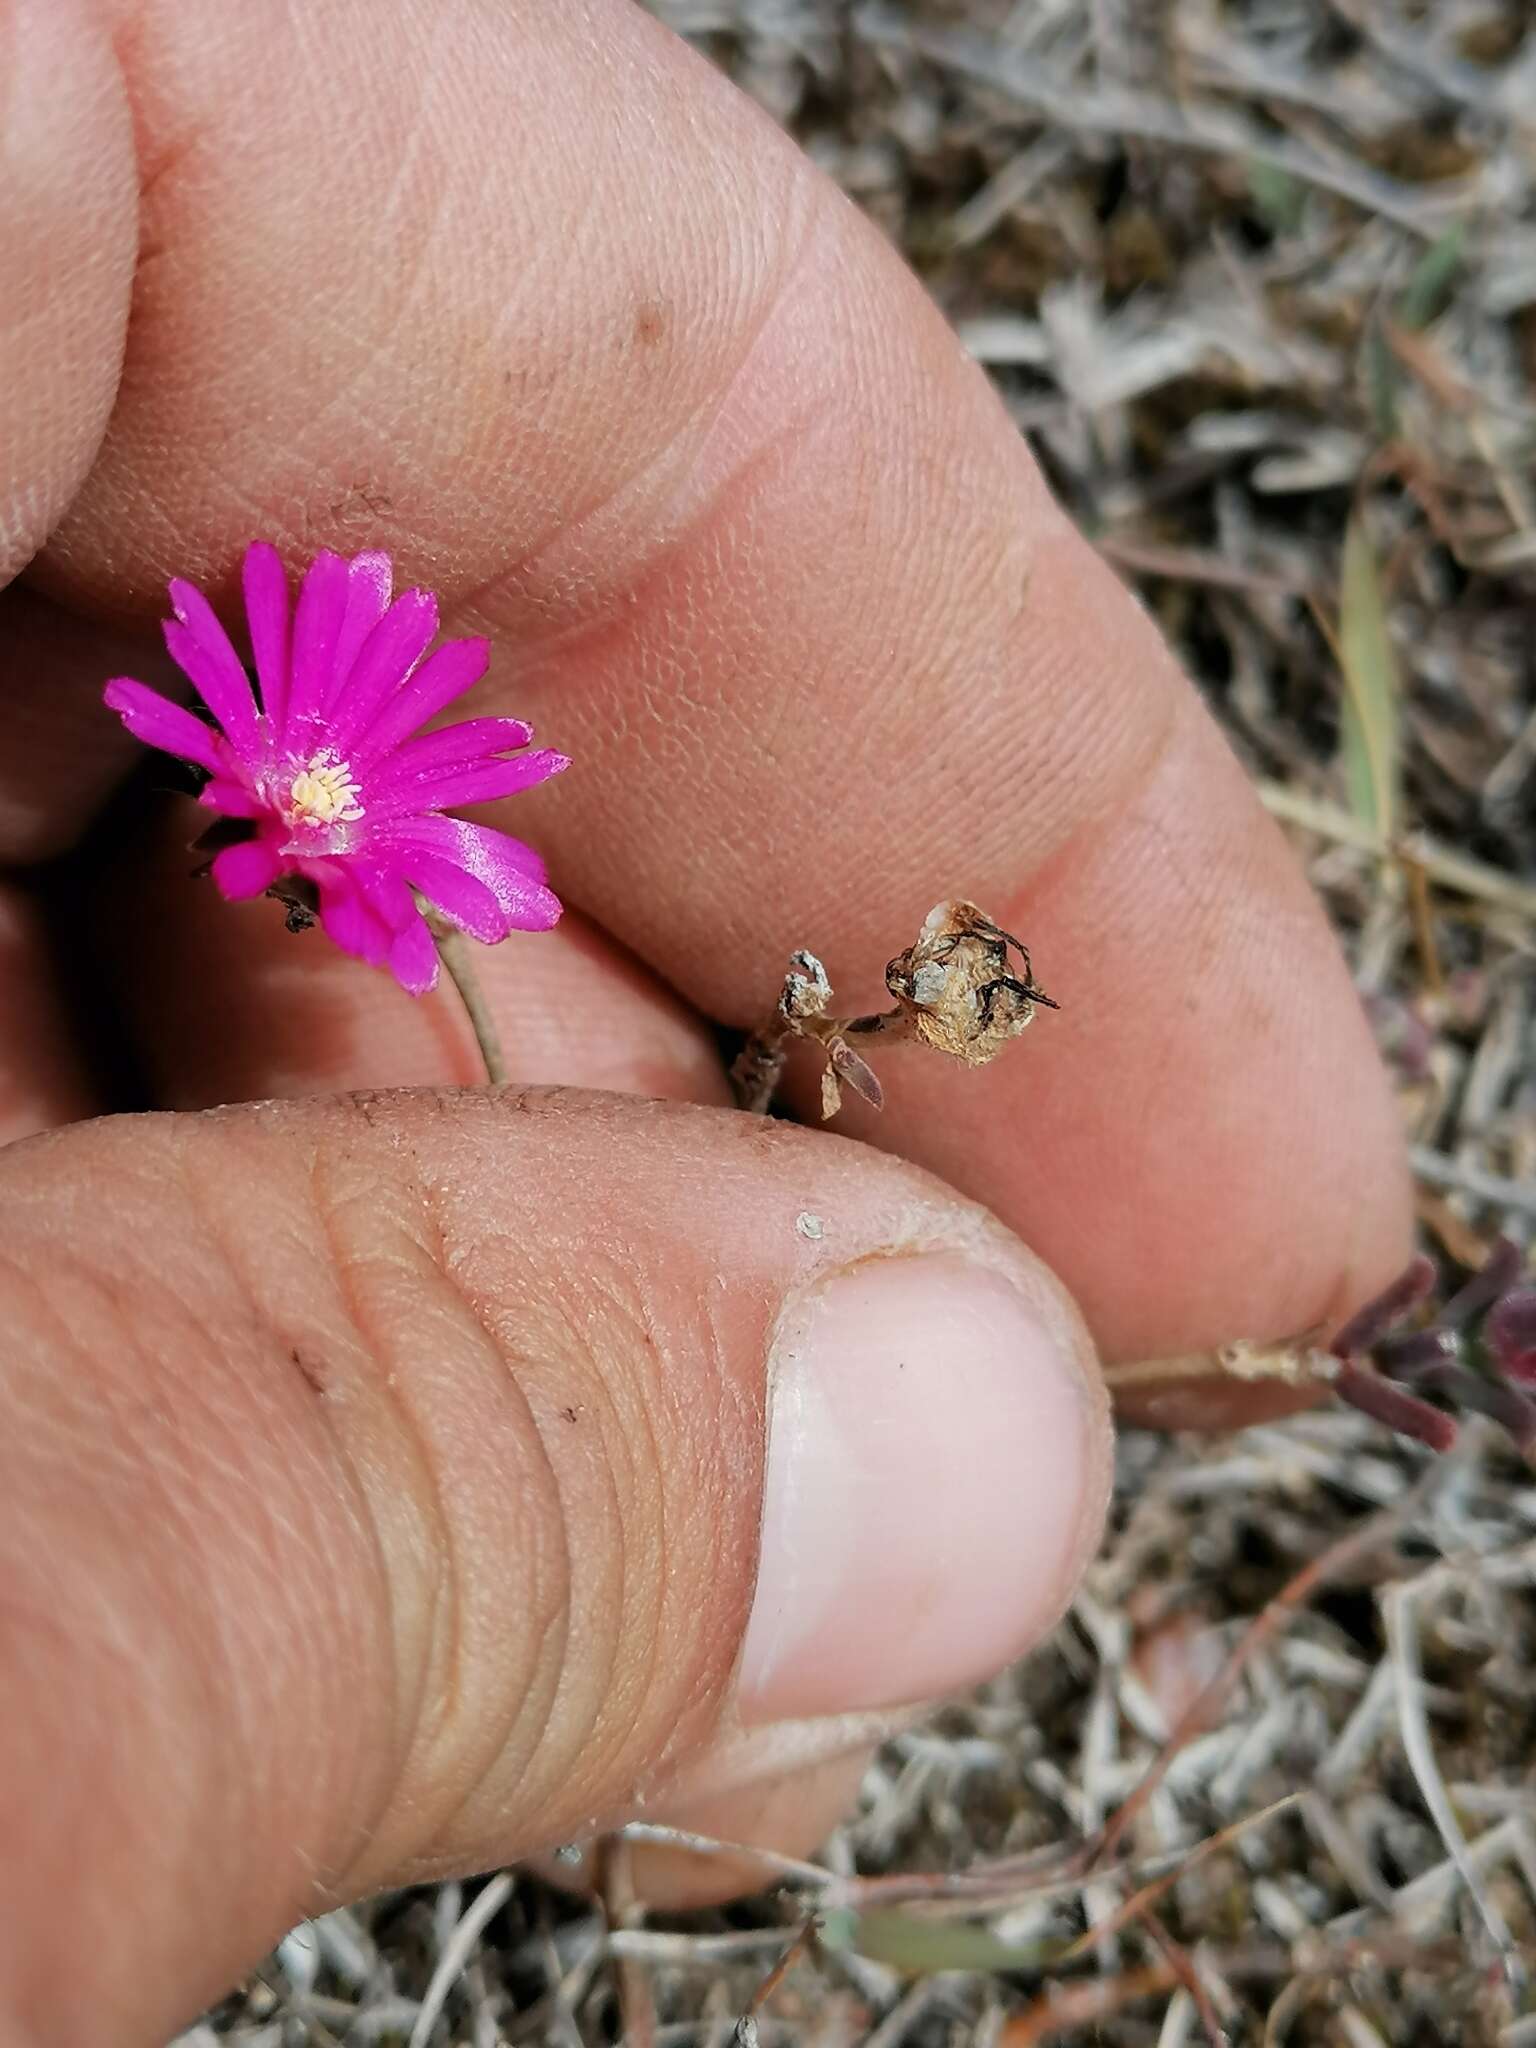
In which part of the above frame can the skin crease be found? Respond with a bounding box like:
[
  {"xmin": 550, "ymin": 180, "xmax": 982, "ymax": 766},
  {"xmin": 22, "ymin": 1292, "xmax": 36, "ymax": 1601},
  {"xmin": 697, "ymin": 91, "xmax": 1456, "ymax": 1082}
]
[{"xmin": 0, "ymin": 0, "xmax": 1416, "ymax": 2038}]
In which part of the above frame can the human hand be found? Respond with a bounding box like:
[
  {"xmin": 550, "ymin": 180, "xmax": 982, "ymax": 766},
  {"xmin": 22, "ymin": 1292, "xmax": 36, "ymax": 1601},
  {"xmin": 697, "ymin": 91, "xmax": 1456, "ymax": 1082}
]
[{"xmin": 0, "ymin": 2, "xmax": 1412, "ymax": 2040}]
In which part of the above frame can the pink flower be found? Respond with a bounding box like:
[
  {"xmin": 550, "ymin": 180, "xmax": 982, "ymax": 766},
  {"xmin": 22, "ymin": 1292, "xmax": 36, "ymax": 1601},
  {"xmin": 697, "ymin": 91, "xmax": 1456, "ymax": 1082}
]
[{"xmin": 105, "ymin": 543, "xmax": 567, "ymax": 993}]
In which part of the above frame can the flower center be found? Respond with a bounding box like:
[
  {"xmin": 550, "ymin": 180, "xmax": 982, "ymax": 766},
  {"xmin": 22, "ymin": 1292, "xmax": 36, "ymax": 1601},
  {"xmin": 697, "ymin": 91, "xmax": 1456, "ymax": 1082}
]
[{"xmin": 287, "ymin": 753, "xmax": 365, "ymax": 827}]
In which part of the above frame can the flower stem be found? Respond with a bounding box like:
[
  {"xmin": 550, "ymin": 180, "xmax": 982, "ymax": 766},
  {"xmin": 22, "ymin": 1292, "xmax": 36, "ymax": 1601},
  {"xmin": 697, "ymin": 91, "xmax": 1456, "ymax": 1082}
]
[
  {"xmin": 427, "ymin": 917, "xmax": 508, "ymax": 1086},
  {"xmin": 730, "ymin": 1012, "xmax": 794, "ymax": 1114}
]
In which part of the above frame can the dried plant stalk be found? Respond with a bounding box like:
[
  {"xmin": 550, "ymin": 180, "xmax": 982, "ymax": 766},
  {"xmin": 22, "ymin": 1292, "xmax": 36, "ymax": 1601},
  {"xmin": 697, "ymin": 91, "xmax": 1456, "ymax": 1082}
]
[
  {"xmin": 731, "ymin": 900, "xmax": 1057, "ymax": 1119},
  {"xmin": 1110, "ymin": 1239, "xmax": 1535, "ymax": 1452}
]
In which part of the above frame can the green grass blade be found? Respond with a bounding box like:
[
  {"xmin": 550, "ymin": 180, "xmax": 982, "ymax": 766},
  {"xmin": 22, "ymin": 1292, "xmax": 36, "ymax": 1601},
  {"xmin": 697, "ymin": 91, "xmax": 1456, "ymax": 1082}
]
[
  {"xmin": 1338, "ymin": 514, "xmax": 1402, "ymax": 842},
  {"xmin": 1248, "ymin": 159, "xmax": 1305, "ymax": 235},
  {"xmin": 819, "ymin": 1908, "xmax": 1053, "ymax": 1977},
  {"xmin": 1399, "ymin": 222, "xmax": 1465, "ymax": 330}
]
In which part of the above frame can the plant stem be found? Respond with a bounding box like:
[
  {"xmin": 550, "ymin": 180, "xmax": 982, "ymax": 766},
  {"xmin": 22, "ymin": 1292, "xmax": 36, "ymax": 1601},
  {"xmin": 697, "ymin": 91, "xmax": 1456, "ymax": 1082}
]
[
  {"xmin": 428, "ymin": 917, "xmax": 508, "ymax": 1086},
  {"xmin": 730, "ymin": 1009, "xmax": 795, "ymax": 1114}
]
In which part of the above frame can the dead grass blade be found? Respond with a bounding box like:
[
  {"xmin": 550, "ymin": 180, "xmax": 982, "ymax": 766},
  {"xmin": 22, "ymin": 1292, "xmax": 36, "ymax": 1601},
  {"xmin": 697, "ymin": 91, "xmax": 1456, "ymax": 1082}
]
[
  {"xmin": 1088, "ymin": 1467, "xmax": 1444, "ymax": 1874},
  {"xmin": 1058, "ymin": 1797, "xmax": 1299, "ymax": 1964}
]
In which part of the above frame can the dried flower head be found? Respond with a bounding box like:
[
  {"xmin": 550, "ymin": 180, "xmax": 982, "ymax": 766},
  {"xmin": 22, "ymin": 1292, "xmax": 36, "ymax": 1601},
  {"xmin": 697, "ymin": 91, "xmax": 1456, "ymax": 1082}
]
[
  {"xmin": 885, "ymin": 900, "xmax": 1058, "ymax": 1066},
  {"xmin": 105, "ymin": 542, "xmax": 567, "ymax": 994}
]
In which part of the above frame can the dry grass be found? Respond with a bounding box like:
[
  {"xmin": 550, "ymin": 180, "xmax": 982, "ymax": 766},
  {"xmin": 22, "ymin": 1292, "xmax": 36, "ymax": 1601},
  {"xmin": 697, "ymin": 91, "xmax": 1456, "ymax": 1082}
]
[{"xmin": 187, "ymin": 3, "xmax": 1536, "ymax": 2041}]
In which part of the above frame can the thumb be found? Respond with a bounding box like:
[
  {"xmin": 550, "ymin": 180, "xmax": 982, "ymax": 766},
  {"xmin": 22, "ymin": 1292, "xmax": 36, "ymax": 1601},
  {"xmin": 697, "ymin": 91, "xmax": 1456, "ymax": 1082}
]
[{"xmin": 0, "ymin": 1088, "xmax": 1108, "ymax": 2046}]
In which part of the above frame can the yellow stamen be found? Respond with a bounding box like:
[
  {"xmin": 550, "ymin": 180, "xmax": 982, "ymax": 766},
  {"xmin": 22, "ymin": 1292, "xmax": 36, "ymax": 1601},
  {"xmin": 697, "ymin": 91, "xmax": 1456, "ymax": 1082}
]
[{"xmin": 288, "ymin": 754, "xmax": 365, "ymax": 827}]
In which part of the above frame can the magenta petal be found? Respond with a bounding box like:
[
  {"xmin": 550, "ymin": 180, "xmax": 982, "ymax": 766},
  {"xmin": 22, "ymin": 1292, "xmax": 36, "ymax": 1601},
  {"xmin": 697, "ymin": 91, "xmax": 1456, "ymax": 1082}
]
[
  {"xmin": 354, "ymin": 868, "xmax": 440, "ymax": 993},
  {"xmin": 211, "ymin": 839, "xmax": 283, "ymax": 900},
  {"xmin": 242, "ymin": 543, "xmax": 292, "ymax": 729},
  {"xmin": 312, "ymin": 866, "xmax": 391, "ymax": 967},
  {"xmin": 378, "ymin": 811, "xmax": 545, "ymax": 883},
  {"xmin": 327, "ymin": 589, "xmax": 439, "ymax": 750},
  {"xmin": 359, "ymin": 866, "xmax": 418, "ymax": 931},
  {"xmin": 299, "ymin": 858, "xmax": 440, "ymax": 987},
  {"xmin": 353, "ymin": 636, "xmax": 490, "ymax": 766},
  {"xmin": 382, "ymin": 816, "xmax": 561, "ymax": 928},
  {"xmin": 401, "ymin": 848, "xmax": 510, "ymax": 943},
  {"xmin": 372, "ymin": 717, "xmax": 536, "ymax": 780},
  {"xmin": 198, "ymin": 779, "xmax": 265, "ymax": 818},
  {"xmin": 104, "ymin": 678, "xmax": 227, "ymax": 774},
  {"xmin": 282, "ymin": 551, "xmax": 351, "ymax": 745},
  {"xmin": 388, "ymin": 914, "xmax": 440, "ymax": 995},
  {"xmin": 327, "ymin": 552, "xmax": 396, "ymax": 713},
  {"xmin": 164, "ymin": 582, "xmax": 259, "ymax": 754},
  {"xmin": 370, "ymin": 749, "xmax": 569, "ymax": 818}
]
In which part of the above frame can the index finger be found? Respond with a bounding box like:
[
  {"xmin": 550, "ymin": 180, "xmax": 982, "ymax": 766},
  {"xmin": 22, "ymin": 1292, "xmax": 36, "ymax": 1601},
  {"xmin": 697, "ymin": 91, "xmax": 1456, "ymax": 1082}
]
[{"xmin": 29, "ymin": 0, "xmax": 1411, "ymax": 1371}]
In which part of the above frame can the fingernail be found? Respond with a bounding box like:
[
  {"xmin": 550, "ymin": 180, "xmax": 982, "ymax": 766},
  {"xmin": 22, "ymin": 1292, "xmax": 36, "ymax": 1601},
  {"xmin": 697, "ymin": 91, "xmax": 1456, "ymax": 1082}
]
[{"xmin": 738, "ymin": 1251, "xmax": 1100, "ymax": 1725}]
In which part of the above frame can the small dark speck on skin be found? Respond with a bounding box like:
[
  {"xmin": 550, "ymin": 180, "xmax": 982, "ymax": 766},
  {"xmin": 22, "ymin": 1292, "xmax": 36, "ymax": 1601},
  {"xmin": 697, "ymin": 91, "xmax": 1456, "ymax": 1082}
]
[
  {"xmin": 326, "ymin": 482, "xmax": 394, "ymax": 525},
  {"xmin": 289, "ymin": 1346, "xmax": 327, "ymax": 1397},
  {"xmin": 561, "ymin": 1405, "xmax": 579, "ymax": 1424},
  {"xmin": 633, "ymin": 300, "xmax": 667, "ymax": 348}
]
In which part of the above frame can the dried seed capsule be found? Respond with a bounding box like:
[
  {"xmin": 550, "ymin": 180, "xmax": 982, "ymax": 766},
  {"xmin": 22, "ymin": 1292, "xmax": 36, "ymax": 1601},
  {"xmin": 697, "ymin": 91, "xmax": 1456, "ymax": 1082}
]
[{"xmin": 884, "ymin": 900, "xmax": 1057, "ymax": 1068}]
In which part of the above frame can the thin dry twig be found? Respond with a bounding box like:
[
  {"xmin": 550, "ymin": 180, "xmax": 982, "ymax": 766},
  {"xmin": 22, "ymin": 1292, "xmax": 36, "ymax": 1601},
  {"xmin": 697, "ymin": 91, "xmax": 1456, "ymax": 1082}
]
[
  {"xmin": 1258, "ymin": 784, "xmax": 1536, "ymax": 923},
  {"xmin": 731, "ymin": 1915, "xmax": 820, "ymax": 2042},
  {"xmin": 613, "ymin": 1826, "xmax": 836, "ymax": 1893},
  {"xmin": 600, "ymin": 1836, "xmax": 658, "ymax": 2048},
  {"xmin": 405, "ymin": 1871, "xmax": 513, "ymax": 2048},
  {"xmin": 1097, "ymin": 536, "xmax": 1315, "ymax": 598},
  {"xmin": 1060, "ymin": 1797, "xmax": 1300, "ymax": 1964},
  {"xmin": 1382, "ymin": 1581, "xmax": 1521, "ymax": 1981},
  {"xmin": 1000, "ymin": 1935, "xmax": 1469, "ymax": 2048},
  {"xmin": 1140, "ymin": 1910, "xmax": 1230, "ymax": 2048},
  {"xmin": 999, "ymin": 1960, "xmax": 1186, "ymax": 2046}
]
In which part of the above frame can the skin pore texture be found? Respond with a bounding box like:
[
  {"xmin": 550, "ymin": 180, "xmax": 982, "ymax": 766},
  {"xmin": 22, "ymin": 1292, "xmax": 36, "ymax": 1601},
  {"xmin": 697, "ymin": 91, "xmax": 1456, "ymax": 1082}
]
[{"xmin": 0, "ymin": 2, "xmax": 1413, "ymax": 2040}]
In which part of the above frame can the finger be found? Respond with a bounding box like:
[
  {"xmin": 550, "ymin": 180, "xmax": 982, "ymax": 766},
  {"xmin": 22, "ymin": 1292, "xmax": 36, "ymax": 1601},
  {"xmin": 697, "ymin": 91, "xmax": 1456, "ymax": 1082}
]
[
  {"xmin": 94, "ymin": 794, "xmax": 730, "ymax": 1105},
  {"xmin": 0, "ymin": 0, "xmax": 144, "ymax": 872},
  {"xmin": 0, "ymin": 884, "xmax": 96, "ymax": 1141},
  {"xmin": 0, "ymin": 1090, "xmax": 1108, "ymax": 2041},
  {"xmin": 0, "ymin": 587, "xmax": 173, "ymax": 864},
  {"xmin": 786, "ymin": 695, "xmax": 1406, "ymax": 1373},
  {"xmin": 0, "ymin": 0, "xmax": 135, "ymax": 591},
  {"xmin": 27, "ymin": 0, "xmax": 1411, "ymax": 1399}
]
